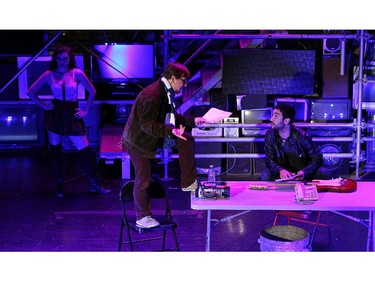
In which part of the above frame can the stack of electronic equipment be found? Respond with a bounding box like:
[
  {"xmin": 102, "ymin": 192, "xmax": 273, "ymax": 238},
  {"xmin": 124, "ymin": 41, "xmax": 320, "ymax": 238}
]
[{"xmin": 195, "ymin": 179, "xmax": 230, "ymax": 199}]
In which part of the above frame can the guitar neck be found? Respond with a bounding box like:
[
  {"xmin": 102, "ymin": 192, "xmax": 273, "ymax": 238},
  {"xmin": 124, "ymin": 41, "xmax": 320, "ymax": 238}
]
[{"xmin": 249, "ymin": 182, "xmax": 296, "ymax": 190}]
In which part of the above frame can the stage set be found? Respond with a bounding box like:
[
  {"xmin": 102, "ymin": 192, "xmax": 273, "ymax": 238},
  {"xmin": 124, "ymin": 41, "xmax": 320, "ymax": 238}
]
[{"xmin": 1, "ymin": 30, "xmax": 375, "ymax": 252}]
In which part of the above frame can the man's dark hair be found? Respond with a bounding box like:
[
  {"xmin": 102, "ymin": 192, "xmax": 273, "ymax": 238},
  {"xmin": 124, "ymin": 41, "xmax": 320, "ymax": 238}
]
[
  {"xmin": 161, "ymin": 62, "xmax": 190, "ymax": 79},
  {"xmin": 275, "ymin": 104, "xmax": 296, "ymax": 124}
]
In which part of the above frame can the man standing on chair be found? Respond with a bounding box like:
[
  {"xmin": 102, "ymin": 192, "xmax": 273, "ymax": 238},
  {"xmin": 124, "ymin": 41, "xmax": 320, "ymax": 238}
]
[
  {"xmin": 122, "ymin": 62, "xmax": 206, "ymax": 229},
  {"xmin": 27, "ymin": 44, "xmax": 110, "ymax": 198},
  {"xmin": 261, "ymin": 104, "xmax": 332, "ymax": 181}
]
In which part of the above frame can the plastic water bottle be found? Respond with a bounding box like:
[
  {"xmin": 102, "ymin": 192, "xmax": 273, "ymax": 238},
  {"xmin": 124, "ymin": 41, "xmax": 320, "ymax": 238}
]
[{"xmin": 207, "ymin": 164, "xmax": 216, "ymax": 182}]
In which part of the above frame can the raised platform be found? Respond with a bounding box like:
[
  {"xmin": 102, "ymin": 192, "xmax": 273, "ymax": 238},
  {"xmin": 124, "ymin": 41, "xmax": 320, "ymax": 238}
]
[{"xmin": 99, "ymin": 124, "xmax": 131, "ymax": 179}]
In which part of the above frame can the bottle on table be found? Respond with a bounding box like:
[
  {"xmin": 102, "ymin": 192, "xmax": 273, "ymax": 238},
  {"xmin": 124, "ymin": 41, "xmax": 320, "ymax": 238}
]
[{"xmin": 207, "ymin": 164, "xmax": 216, "ymax": 182}]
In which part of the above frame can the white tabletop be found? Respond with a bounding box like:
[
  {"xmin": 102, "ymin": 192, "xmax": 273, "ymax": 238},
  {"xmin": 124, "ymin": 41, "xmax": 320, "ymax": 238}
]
[{"xmin": 191, "ymin": 181, "xmax": 375, "ymax": 211}]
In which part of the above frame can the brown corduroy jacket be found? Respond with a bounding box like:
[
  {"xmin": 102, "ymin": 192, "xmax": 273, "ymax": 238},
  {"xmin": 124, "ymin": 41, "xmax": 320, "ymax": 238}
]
[{"xmin": 122, "ymin": 79, "xmax": 195, "ymax": 158}]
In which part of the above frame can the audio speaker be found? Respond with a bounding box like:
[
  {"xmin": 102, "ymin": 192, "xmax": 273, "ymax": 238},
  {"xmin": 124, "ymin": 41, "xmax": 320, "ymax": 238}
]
[
  {"xmin": 101, "ymin": 103, "xmax": 132, "ymax": 125},
  {"xmin": 210, "ymin": 89, "xmax": 228, "ymax": 111},
  {"xmin": 227, "ymin": 142, "xmax": 266, "ymax": 177},
  {"xmin": 322, "ymin": 56, "xmax": 349, "ymax": 98},
  {"xmin": 318, "ymin": 142, "xmax": 351, "ymax": 177},
  {"xmin": 323, "ymin": 39, "xmax": 341, "ymax": 56},
  {"xmin": 252, "ymin": 142, "xmax": 267, "ymax": 175},
  {"xmin": 195, "ymin": 142, "xmax": 223, "ymax": 171},
  {"xmin": 306, "ymin": 113, "xmax": 352, "ymax": 178},
  {"xmin": 226, "ymin": 142, "xmax": 252, "ymax": 175}
]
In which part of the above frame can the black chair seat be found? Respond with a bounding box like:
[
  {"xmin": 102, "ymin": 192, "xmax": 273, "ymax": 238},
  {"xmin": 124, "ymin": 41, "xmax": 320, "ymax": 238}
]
[
  {"xmin": 118, "ymin": 180, "xmax": 180, "ymax": 251},
  {"xmin": 128, "ymin": 216, "xmax": 178, "ymax": 234}
]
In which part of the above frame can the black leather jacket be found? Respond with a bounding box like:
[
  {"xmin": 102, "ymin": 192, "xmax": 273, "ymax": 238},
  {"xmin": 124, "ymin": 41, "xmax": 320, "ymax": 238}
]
[{"xmin": 264, "ymin": 125, "xmax": 323, "ymax": 179}]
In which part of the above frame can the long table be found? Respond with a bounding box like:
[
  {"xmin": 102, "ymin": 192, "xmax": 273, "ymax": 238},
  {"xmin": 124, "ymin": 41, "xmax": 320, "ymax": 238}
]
[{"xmin": 191, "ymin": 181, "xmax": 375, "ymax": 251}]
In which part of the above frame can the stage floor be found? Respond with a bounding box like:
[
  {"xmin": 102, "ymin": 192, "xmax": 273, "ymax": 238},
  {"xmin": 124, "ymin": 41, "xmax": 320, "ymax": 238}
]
[{"xmin": 0, "ymin": 148, "xmax": 374, "ymax": 252}]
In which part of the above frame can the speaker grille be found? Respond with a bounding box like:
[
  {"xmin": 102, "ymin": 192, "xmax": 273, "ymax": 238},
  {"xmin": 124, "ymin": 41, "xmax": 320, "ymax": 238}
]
[{"xmin": 226, "ymin": 142, "xmax": 252, "ymax": 175}]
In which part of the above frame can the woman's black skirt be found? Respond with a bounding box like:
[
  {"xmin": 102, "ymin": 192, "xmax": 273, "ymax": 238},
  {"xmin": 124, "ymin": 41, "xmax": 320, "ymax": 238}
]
[{"xmin": 45, "ymin": 99, "xmax": 86, "ymax": 136}]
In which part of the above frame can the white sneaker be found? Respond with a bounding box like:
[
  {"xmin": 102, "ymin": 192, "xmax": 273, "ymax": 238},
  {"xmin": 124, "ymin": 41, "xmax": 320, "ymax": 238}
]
[
  {"xmin": 182, "ymin": 180, "xmax": 197, "ymax": 192},
  {"xmin": 136, "ymin": 216, "xmax": 160, "ymax": 228}
]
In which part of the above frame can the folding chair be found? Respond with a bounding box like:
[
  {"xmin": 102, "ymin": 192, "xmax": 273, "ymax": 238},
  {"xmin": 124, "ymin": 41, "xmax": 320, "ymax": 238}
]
[{"xmin": 118, "ymin": 180, "xmax": 180, "ymax": 251}]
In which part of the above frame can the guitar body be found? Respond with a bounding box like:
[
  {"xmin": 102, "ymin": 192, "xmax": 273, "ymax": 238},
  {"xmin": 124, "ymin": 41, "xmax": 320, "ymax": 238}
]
[{"xmin": 313, "ymin": 178, "xmax": 357, "ymax": 193}]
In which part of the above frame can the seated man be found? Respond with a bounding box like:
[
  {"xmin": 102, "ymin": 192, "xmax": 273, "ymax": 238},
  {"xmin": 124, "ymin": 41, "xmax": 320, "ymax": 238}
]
[{"xmin": 261, "ymin": 104, "xmax": 332, "ymax": 181}]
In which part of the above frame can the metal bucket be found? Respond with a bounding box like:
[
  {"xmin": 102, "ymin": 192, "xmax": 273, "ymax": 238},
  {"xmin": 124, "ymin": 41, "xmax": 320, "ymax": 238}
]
[{"xmin": 258, "ymin": 225, "xmax": 311, "ymax": 252}]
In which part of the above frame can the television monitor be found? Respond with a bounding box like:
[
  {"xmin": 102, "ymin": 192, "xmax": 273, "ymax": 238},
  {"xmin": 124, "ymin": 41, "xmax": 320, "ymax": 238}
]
[
  {"xmin": 90, "ymin": 44, "xmax": 155, "ymax": 83},
  {"xmin": 241, "ymin": 107, "xmax": 272, "ymax": 136},
  {"xmin": 223, "ymin": 49, "xmax": 316, "ymax": 96},
  {"xmin": 274, "ymin": 97, "xmax": 309, "ymax": 122},
  {"xmin": 0, "ymin": 102, "xmax": 45, "ymax": 148},
  {"xmin": 241, "ymin": 107, "xmax": 272, "ymax": 123},
  {"xmin": 310, "ymin": 98, "xmax": 352, "ymax": 122},
  {"xmin": 308, "ymin": 98, "xmax": 352, "ymax": 137},
  {"xmin": 236, "ymin": 94, "xmax": 268, "ymax": 110},
  {"xmin": 17, "ymin": 55, "xmax": 85, "ymax": 99}
]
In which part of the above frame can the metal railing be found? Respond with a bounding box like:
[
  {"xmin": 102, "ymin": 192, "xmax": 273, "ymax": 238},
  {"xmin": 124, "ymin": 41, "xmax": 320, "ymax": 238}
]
[{"xmin": 158, "ymin": 121, "xmax": 368, "ymax": 180}]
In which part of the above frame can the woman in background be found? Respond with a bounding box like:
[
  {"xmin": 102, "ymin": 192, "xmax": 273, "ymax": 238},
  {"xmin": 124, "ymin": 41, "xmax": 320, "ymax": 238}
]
[{"xmin": 27, "ymin": 44, "xmax": 110, "ymax": 198}]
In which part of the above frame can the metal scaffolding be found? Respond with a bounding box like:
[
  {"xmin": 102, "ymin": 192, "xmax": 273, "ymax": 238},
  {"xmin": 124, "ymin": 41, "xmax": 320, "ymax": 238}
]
[{"xmin": 161, "ymin": 30, "xmax": 371, "ymax": 180}]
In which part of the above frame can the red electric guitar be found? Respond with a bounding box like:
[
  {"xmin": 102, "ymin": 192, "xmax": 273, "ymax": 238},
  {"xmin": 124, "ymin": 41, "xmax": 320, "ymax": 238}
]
[{"xmin": 312, "ymin": 178, "xmax": 357, "ymax": 193}]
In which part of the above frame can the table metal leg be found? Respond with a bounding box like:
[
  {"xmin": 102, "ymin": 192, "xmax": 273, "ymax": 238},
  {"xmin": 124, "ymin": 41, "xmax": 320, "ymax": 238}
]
[
  {"xmin": 372, "ymin": 211, "xmax": 375, "ymax": 252},
  {"xmin": 365, "ymin": 211, "xmax": 375, "ymax": 252},
  {"xmin": 332, "ymin": 210, "xmax": 373, "ymax": 251},
  {"xmin": 366, "ymin": 211, "xmax": 371, "ymax": 251},
  {"xmin": 370, "ymin": 211, "xmax": 374, "ymax": 251},
  {"xmin": 206, "ymin": 210, "xmax": 211, "ymax": 252}
]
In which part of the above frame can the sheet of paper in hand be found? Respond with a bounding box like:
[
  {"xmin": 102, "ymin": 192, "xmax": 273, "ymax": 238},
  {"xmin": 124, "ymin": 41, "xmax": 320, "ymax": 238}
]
[
  {"xmin": 203, "ymin": 108, "xmax": 232, "ymax": 123},
  {"xmin": 275, "ymin": 174, "xmax": 300, "ymax": 182}
]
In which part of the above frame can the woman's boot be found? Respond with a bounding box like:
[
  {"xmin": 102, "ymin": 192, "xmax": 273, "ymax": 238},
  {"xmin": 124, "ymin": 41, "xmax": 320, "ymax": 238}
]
[
  {"xmin": 50, "ymin": 144, "xmax": 65, "ymax": 198},
  {"xmin": 78, "ymin": 146, "xmax": 110, "ymax": 194}
]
